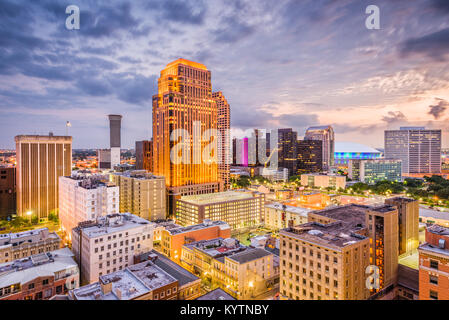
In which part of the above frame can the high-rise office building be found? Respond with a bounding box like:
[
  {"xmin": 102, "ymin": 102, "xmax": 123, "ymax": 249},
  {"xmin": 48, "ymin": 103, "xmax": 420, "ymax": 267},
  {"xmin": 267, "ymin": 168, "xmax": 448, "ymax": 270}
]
[
  {"xmin": 0, "ymin": 167, "xmax": 16, "ymax": 218},
  {"xmin": 304, "ymin": 126, "xmax": 335, "ymax": 171},
  {"xmin": 135, "ymin": 140, "xmax": 153, "ymax": 172},
  {"xmin": 110, "ymin": 170, "xmax": 166, "ymax": 221},
  {"xmin": 296, "ymin": 140, "xmax": 323, "ymax": 174},
  {"xmin": 212, "ymin": 92, "xmax": 230, "ymax": 191},
  {"xmin": 152, "ymin": 59, "xmax": 220, "ymax": 215},
  {"xmin": 385, "ymin": 127, "xmax": 441, "ymax": 174},
  {"xmin": 278, "ymin": 128, "xmax": 298, "ymax": 175},
  {"xmin": 59, "ymin": 174, "xmax": 119, "ymax": 240},
  {"xmin": 385, "ymin": 197, "xmax": 419, "ymax": 256},
  {"xmin": 108, "ymin": 114, "xmax": 122, "ymax": 169},
  {"xmin": 15, "ymin": 134, "xmax": 72, "ymax": 220}
]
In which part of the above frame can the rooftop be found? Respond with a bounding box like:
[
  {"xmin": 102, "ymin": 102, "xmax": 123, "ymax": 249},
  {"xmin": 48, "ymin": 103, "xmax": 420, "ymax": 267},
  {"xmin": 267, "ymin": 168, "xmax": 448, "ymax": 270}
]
[
  {"xmin": 227, "ymin": 248, "xmax": 273, "ymax": 264},
  {"xmin": 426, "ymin": 224, "xmax": 449, "ymax": 236},
  {"xmin": 0, "ymin": 248, "xmax": 77, "ymax": 288},
  {"xmin": 167, "ymin": 220, "xmax": 230, "ymax": 236},
  {"xmin": 310, "ymin": 204, "xmax": 370, "ymax": 227},
  {"xmin": 0, "ymin": 227, "xmax": 60, "ymax": 248},
  {"xmin": 71, "ymin": 259, "xmax": 178, "ymax": 300},
  {"xmin": 397, "ymin": 265, "xmax": 419, "ymax": 292},
  {"xmin": 184, "ymin": 238, "xmax": 246, "ymax": 258},
  {"xmin": 147, "ymin": 250, "xmax": 200, "ymax": 287},
  {"xmin": 64, "ymin": 174, "xmax": 116, "ymax": 189},
  {"xmin": 306, "ymin": 125, "xmax": 332, "ymax": 132},
  {"xmin": 196, "ymin": 288, "xmax": 236, "ymax": 300},
  {"xmin": 265, "ymin": 202, "xmax": 310, "ymax": 217},
  {"xmin": 335, "ymin": 142, "xmax": 381, "ymax": 154},
  {"xmin": 111, "ymin": 170, "xmax": 164, "ymax": 180},
  {"xmin": 165, "ymin": 58, "xmax": 208, "ymax": 71},
  {"xmin": 369, "ymin": 204, "xmax": 397, "ymax": 214},
  {"xmin": 73, "ymin": 213, "xmax": 152, "ymax": 238},
  {"xmin": 386, "ymin": 197, "xmax": 417, "ymax": 203},
  {"xmin": 179, "ymin": 191, "xmax": 256, "ymax": 205},
  {"xmin": 281, "ymin": 221, "xmax": 368, "ymax": 249}
]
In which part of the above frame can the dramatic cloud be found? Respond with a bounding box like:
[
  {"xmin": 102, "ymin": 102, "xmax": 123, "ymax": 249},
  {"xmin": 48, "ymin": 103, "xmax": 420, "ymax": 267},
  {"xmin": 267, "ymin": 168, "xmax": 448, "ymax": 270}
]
[
  {"xmin": 382, "ymin": 111, "xmax": 407, "ymax": 124},
  {"xmin": 0, "ymin": 0, "xmax": 448, "ymax": 148},
  {"xmin": 400, "ymin": 28, "xmax": 449, "ymax": 61},
  {"xmin": 428, "ymin": 98, "xmax": 449, "ymax": 119}
]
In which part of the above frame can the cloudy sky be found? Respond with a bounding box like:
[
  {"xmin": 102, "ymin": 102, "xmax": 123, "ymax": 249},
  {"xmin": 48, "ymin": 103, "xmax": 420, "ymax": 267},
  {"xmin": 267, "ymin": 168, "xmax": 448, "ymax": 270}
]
[{"xmin": 0, "ymin": 0, "xmax": 449, "ymax": 149}]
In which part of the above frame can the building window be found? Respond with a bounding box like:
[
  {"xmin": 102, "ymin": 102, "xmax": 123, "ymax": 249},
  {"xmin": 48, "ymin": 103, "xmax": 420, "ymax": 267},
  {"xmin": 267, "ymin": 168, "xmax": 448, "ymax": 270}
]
[
  {"xmin": 430, "ymin": 275, "xmax": 438, "ymax": 285},
  {"xmin": 430, "ymin": 290, "xmax": 438, "ymax": 300},
  {"xmin": 430, "ymin": 260, "xmax": 439, "ymax": 270}
]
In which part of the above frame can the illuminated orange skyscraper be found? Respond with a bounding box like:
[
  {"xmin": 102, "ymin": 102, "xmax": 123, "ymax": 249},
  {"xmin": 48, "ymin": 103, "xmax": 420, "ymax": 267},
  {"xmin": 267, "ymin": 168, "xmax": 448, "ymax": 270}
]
[{"xmin": 152, "ymin": 59, "xmax": 220, "ymax": 215}]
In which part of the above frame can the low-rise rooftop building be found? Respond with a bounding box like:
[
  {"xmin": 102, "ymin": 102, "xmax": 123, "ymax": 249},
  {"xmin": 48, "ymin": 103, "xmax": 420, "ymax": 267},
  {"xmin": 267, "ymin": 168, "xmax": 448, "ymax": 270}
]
[
  {"xmin": 0, "ymin": 227, "xmax": 61, "ymax": 263},
  {"xmin": 0, "ymin": 247, "xmax": 79, "ymax": 300},
  {"xmin": 69, "ymin": 258, "xmax": 179, "ymax": 300}
]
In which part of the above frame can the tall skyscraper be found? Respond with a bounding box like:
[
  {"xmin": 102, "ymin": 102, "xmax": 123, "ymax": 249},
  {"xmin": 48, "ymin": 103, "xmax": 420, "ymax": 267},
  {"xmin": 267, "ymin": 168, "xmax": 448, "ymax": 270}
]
[
  {"xmin": 108, "ymin": 114, "xmax": 122, "ymax": 168},
  {"xmin": 277, "ymin": 128, "xmax": 298, "ymax": 175},
  {"xmin": 135, "ymin": 140, "xmax": 153, "ymax": 172},
  {"xmin": 212, "ymin": 92, "xmax": 230, "ymax": 191},
  {"xmin": 152, "ymin": 59, "xmax": 220, "ymax": 215},
  {"xmin": 384, "ymin": 127, "xmax": 441, "ymax": 174},
  {"xmin": 304, "ymin": 125, "xmax": 335, "ymax": 171},
  {"xmin": 296, "ymin": 140, "xmax": 323, "ymax": 174},
  {"xmin": 15, "ymin": 134, "xmax": 72, "ymax": 220}
]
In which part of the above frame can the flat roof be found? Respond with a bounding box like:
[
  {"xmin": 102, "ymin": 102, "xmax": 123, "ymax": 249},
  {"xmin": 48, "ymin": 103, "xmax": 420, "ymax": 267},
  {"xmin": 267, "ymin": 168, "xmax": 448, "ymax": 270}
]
[
  {"xmin": 0, "ymin": 248, "xmax": 77, "ymax": 288},
  {"xmin": 179, "ymin": 191, "xmax": 255, "ymax": 205},
  {"xmin": 0, "ymin": 227, "xmax": 59, "ymax": 247},
  {"xmin": 184, "ymin": 238, "xmax": 246, "ymax": 258},
  {"xmin": 265, "ymin": 202, "xmax": 310, "ymax": 217},
  {"xmin": 127, "ymin": 261, "xmax": 177, "ymax": 291},
  {"xmin": 227, "ymin": 248, "xmax": 272, "ymax": 264},
  {"xmin": 74, "ymin": 213, "xmax": 152, "ymax": 238},
  {"xmin": 111, "ymin": 170, "xmax": 164, "ymax": 180},
  {"xmin": 281, "ymin": 221, "xmax": 368, "ymax": 249},
  {"xmin": 335, "ymin": 142, "xmax": 381, "ymax": 154},
  {"xmin": 197, "ymin": 288, "xmax": 236, "ymax": 300},
  {"xmin": 168, "ymin": 221, "xmax": 229, "ymax": 235},
  {"xmin": 148, "ymin": 250, "xmax": 199, "ymax": 287},
  {"xmin": 397, "ymin": 265, "xmax": 419, "ymax": 292},
  {"xmin": 310, "ymin": 204, "xmax": 370, "ymax": 226}
]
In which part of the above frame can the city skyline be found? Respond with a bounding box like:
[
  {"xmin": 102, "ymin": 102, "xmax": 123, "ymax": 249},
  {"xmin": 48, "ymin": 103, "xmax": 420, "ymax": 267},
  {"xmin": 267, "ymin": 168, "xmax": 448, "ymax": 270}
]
[{"xmin": 1, "ymin": 0, "xmax": 449, "ymax": 149}]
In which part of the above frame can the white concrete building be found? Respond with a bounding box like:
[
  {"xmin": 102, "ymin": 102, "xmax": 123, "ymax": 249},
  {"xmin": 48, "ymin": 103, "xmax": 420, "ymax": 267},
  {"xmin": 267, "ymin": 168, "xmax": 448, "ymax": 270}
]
[
  {"xmin": 59, "ymin": 174, "xmax": 119, "ymax": 241},
  {"xmin": 71, "ymin": 213, "xmax": 154, "ymax": 285},
  {"xmin": 264, "ymin": 202, "xmax": 310, "ymax": 230}
]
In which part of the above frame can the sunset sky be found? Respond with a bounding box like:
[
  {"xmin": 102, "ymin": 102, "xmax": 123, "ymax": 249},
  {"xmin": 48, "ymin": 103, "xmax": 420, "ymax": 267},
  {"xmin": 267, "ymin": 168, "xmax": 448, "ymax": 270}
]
[{"xmin": 0, "ymin": 0, "xmax": 448, "ymax": 149}]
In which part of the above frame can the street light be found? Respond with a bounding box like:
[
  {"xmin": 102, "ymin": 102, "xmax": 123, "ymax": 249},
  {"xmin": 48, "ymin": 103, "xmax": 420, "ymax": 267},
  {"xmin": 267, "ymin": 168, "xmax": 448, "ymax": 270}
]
[{"xmin": 26, "ymin": 211, "xmax": 32, "ymax": 223}]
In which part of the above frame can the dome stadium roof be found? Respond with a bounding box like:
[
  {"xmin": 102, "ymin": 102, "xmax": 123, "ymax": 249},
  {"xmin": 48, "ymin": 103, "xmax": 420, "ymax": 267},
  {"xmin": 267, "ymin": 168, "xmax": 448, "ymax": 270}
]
[{"xmin": 335, "ymin": 142, "xmax": 381, "ymax": 154}]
